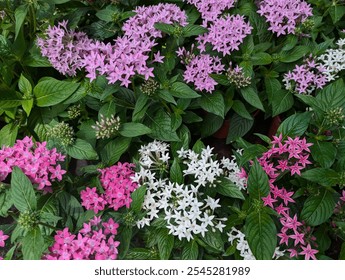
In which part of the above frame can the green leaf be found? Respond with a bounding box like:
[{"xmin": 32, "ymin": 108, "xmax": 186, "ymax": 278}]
[
  {"xmin": 100, "ymin": 137, "xmax": 131, "ymax": 165},
  {"xmin": 15, "ymin": 5, "xmax": 28, "ymax": 40},
  {"xmin": 0, "ymin": 188, "xmax": 12, "ymax": 217},
  {"xmin": 310, "ymin": 141, "xmax": 337, "ymax": 168},
  {"xmin": 0, "ymin": 123, "xmax": 18, "ymax": 147},
  {"xmin": 183, "ymin": 24, "xmax": 208, "ymax": 37},
  {"xmin": 57, "ymin": 191, "xmax": 84, "ymax": 220},
  {"xmin": 34, "ymin": 78, "xmax": 80, "ymax": 107},
  {"xmin": 265, "ymin": 78, "xmax": 281, "ymax": 106},
  {"xmin": 10, "ymin": 167, "xmax": 37, "ymax": 212},
  {"xmin": 329, "ymin": 5, "xmax": 345, "ymax": 24},
  {"xmin": 154, "ymin": 23, "xmax": 175, "ymax": 35},
  {"xmin": 18, "ymin": 74, "xmax": 32, "ymax": 96},
  {"xmin": 22, "ymin": 99, "xmax": 34, "ymax": 116},
  {"xmin": 118, "ymin": 226, "xmax": 132, "ymax": 259},
  {"xmin": 66, "ymin": 139, "xmax": 98, "ymax": 160},
  {"xmin": 157, "ymin": 89, "xmax": 177, "ymax": 105},
  {"xmin": 301, "ymin": 189, "xmax": 336, "ymax": 226},
  {"xmin": 170, "ymin": 82, "xmax": 200, "ymax": 98},
  {"xmin": 170, "ymin": 158, "xmax": 183, "ymax": 184},
  {"xmin": 301, "ymin": 168, "xmax": 339, "ymax": 187},
  {"xmin": 201, "ymin": 228, "xmax": 224, "ymax": 252},
  {"xmin": 280, "ymin": 46, "xmax": 310, "ymax": 63},
  {"xmin": 209, "ymin": 74, "xmax": 231, "ymax": 86},
  {"xmin": 148, "ymin": 110, "xmax": 180, "ymax": 142},
  {"xmin": 198, "ymin": 91, "xmax": 225, "ymax": 118},
  {"xmin": 277, "ymin": 112, "xmax": 312, "ymax": 137},
  {"xmin": 226, "ymin": 114, "xmax": 254, "ymax": 143},
  {"xmin": 340, "ymin": 242, "xmax": 345, "ymax": 260},
  {"xmin": 182, "ymin": 240, "xmax": 199, "ymax": 260},
  {"xmin": 240, "ymin": 87, "xmax": 265, "ymax": 112},
  {"xmin": 130, "ymin": 186, "xmax": 147, "ymax": 214},
  {"xmin": 22, "ymin": 227, "xmax": 45, "ymax": 260},
  {"xmin": 272, "ymin": 90, "xmax": 294, "ymax": 117},
  {"xmin": 251, "ymin": 52, "xmax": 272, "ymax": 65},
  {"xmin": 316, "ymin": 79, "xmax": 345, "ymax": 109},
  {"xmin": 232, "ymin": 100, "xmax": 253, "ymax": 120},
  {"xmin": 96, "ymin": 6, "xmax": 119, "ymax": 22},
  {"xmin": 157, "ymin": 228, "xmax": 174, "ymax": 260},
  {"xmin": 217, "ymin": 178, "xmax": 245, "ymax": 200},
  {"xmin": 247, "ymin": 160, "xmax": 270, "ymax": 199},
  {"xmin": 132, "ymin": 94, "xmax": 149, "ymax": 122},
  {"xmin": 245, "ymin": 211, "xmax": 277, "ymax": 260},
  {"xmin": 200, "ymin": 113, "xmax": 224, "ymax": 138},
  {"xmin": 0, "ymin": 85, "xmax": 23, "ymax": 109},
  {"xmin": 119, "ymin": 122, "xmax": 152, "ymax": 137}
]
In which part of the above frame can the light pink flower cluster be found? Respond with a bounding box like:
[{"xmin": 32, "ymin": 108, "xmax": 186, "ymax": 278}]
[
  {"xmin": 45, "ymin": 217, "xmax": 120, "ymax": 260},
  {"xmin": 257, "ymin": 0, "xmax": 313, "ymax": 36},
  {"xmin": 181, "ymin": 53, "xmax": 225, "ymax": 93},
  {"xmin": 38, "ymin": 4, "xmax": 187, "ymax": 87},
  {"xmin": 80, "ymin": 162, "xmax": 138, "ymax": 214},
  {"xmin": 0, "ymin": 137, "xmax": 66, "ymax": 193},
  {"xmin": 183, "ymin": 0, "xmax": 236, "ymax": 25},
  {"xmin": 283, "ymin": 56, "xmax": 328, "ymax": 94},
  {"xmin": 197, "ymin": 15, "xmax": 252, "ymax": 56},
  {"xmin": 258, "ymin": 134, "xmax": 318, "ymax": 260},
  {"xmin": 0, "ymin": 230, "xmax": 9, "ymax": 260},
  {"xmin": 37, "ymin": 20, "xmax": 94, "ymax": 76}
]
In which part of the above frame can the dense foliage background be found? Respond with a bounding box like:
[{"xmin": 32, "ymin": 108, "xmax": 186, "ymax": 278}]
[{"xmin": 1, "ymin": 0, "xmax": 345, "ymax": 260}]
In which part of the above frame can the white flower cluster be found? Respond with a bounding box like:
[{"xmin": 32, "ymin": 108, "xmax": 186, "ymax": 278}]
[
  {"xmin": 132, "ymin": 141, "xmax": 232, "ymax": 241},
  {"xmin": 228, "ymin": 227, "xmax": 285, "ymax": 260},
  {"xmin": 318, "ymin": 38, "xmax": 345, "ymax": 82},
  {"xmin": 220, "ymin": 150, "xmax": 247, "ymax": 190}
]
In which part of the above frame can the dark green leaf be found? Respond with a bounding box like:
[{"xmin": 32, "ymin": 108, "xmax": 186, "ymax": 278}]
[
  {"xmin": 66, "ymin": 139, "xmax": 98, "ymax": 160},
  {"xmin": 199, "ymin": 91, "xmax": 225, "ymax": 118},
  {"xmin": 148, "ymin": 110, "xmax": 180, "ymax": 142},
  {"xmin": 232, "ymin": 100, "xmax": 253, "ymax": 120},
  {"xmin": 154, "ymin": 23, "xmax": 175, "ymax": 35},
  {"xmin": 240, "ymin": 87, "xmax": 265, "ymax": 112},
  {"xmin": 170, "ymin": 82, "xmax": 200, "ymax": 98},
  {"xmin": 217, "ymin": 178, "xmax": 245, "ymax": 200},
  {"xmin": 119, "ymin": 122, "xmax": 151, "ymax": 137},
  {"xmin": 0, "ymin": 123, "xmax": 18, "ymax": 147},
  {"xmin": 277, "ymin": 112, "xmax": 312, "ymax": 136},
  {"xmin": 170, "ymin": 158, "xmax": 183, "ymax": 184},
  {"xmin": 201, "ymin": 228, "xmax": 224, "ymax": 252},
  {"xmin": 209, "ymin": 74, "xmax": 231, "ymax": 86},
  {"xmin": 272, "ymin": 90, "xmax": 294, "ymax": 117},
  {"xmin": 280, "ymin": 46, "xmax": 310, "ymax": 63},
  {"xmin": 226, "ymin": 114, "xmax": 254, "ymax": 143},
  {"xmin": 100, "ymin": 137, "xmax": 131, "ymax": 165},
  {"xmin": 22, "ymin": 227, "xmax": 45, "ymax": 260},
  {"xmin": 130, "ymin": 186, "xmax": 147, "ymax": 214},
  {"xmin": 182, "ymin": 240, "xmax": 199, "ymax": 260},
  {"xmin": 251, "ymin": 52, "xmax": 272, "ymax": 66},
  {"xmin": 0, "ymin": 188, "xmax": 12, "ymax": 217},
  {"xmin": 301, "ymin": 168, "xmax": 339, "ymax": 187},
  {"xmin": 157, "ymin": 228, "xmax": 174, "ymax": 260},
  {"xmin": 10, "ymin": 167, "xmax": 37, "ymax": 212},
  {"xmin": 247, "ymin": 160, "xmax": 270, "ymax": 199},
  {"xmin": 183, "ymin": 24, "xmax": 208, "ymax": 37},
  {"xmin": 15, "ymin": 5, "xmax": 28, "ymax": 40},
  {"xmin": 310, "ymin": 141, "xmax": 337, "ymax": 168},
  {"xmin": 301, "ymin": 189, "xmax": 336, "ymax": 226}
]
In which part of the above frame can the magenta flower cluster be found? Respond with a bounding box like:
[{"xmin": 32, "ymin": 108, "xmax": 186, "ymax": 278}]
[
  {"xmin": 80, "ymin": 162, "xmax": 138, "ymax": 214},
  {"xmin": 37, "ymin": 20, "xmax": 93, "ymax": 76},
  {"xmin": 38, "ymin": 4, "xmax": 187, "ymax": 87},
  {"xmin": 0, "ymin": 230, "xmax": 9, "ymax": 260},
  {"xmin": 183, "ymin": 0, "xmax": 236, "ymax": 25},
  {"xmin": 258, "ymin": 134, "xmax": 318, "ymax": 260},
  {"xmin": 0, "ymin": 137, "xmax": 66, "ymax": 193},
  {"xmin": 283, "ymin": 56, "xmax": 328, "ymax": 94},
  {"xmin": 182, "ymin": 53, "xmax": 225, "ymax": 93},
  {"xmin": 257, "ymin": 0, "xmax": 313, "ymax": 36},
  {"xmin": 197, "ymin": 15, "xmax": 253, "ymax": 56},
  {"xmin": 45, "ymin": 217, "xmax": 120, "ymax": 260}
]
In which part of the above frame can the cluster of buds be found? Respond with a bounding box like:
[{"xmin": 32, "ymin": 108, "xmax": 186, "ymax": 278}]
[
  {"xmin": 92, "ymin": 114, "xmax": 121, "ymax": 139},
  {"xmin": 324, "ymin": 107, "xmax": 345, "ymax": 127},
  {"xmin": 18, "ymin": 210, "xmax": 40, "ymax": 230},
  {"xmin": 226, "ymin": 63, "xmax": 251, "ymax": 88},
  {"xmin": 47, "ymin": 122, "xmax": 75, "ymax": 146},
  {"xmin": 67, "ymin": 104, "xmax": 82, "ymax": 119},
  {"xmin": 140, "ymin": 78, "xmax": 159, "ymax": 96}
]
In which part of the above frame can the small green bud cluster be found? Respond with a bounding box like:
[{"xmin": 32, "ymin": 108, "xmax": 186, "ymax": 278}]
[
  {"xmin": 47, "ymin": 122, "xmax": 75, "ymax": 146},
  {"xmin": 67, "ymin": 104, "xmax": 82, "ymax": 119},
  {"xmin": 324, "ymin": 107, "xmax": 345, "ymax": 127},
  {"xmin": 92, "ymin": 114, "xmax": 121, "ymax": 139},
  {"xmin": 226, "ymin": 64, "xmax": 251, "ymax": 88},
  {"xmin": 18, "ymin": 210, "xmax": 40, "ymax": 230},
  {"xmin": 140, "ymin": 78, "xmax": 159, "ymax": 96}
]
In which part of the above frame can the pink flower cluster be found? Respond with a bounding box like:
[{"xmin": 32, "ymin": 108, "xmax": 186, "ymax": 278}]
[
  {"xmin": 257, "ymin": 0, "xmax": 313, "ymax": 36},
  {"xmin": 37, "ymin": 20, "xmax": 94, "ymax": 76},
  {"xmin": 258, "ymin": 134, "xmax": 318, "ymax": 260},
  {"xmin": 0, "ymin": 137, "xmax": 66, "ymax": 193},
  {"xmin": 283, "ymin": 56, "xmax": 328, "ymax": 94},
  {"xmin": 45, "ymin": 217, "xmax": 120, "ymax": 260},
  {"xmin": 0, "ymin": 230, "xmax": 9, "ymax": 260},
  {"xmin": 80, "ymin": 162, "xmax": 138, "ymax": 213},
  {"xmin": 182, "ymin": 53, "xmax": 225, "ymax": 93},
  {"xmin": 38, "ymin": 4, "xmax": 187, "ymax": 87},
  {"xmin": 197, "ymin": 15, "xmax": 253, "ymax": 56},
  {"xmin": 183, "ymin": 0, "xmax": 236, "ymax": 25}
]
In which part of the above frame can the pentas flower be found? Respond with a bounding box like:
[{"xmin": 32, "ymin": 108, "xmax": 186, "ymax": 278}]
[
  {"xmin": 197, "ymin": 15, "xmax": 252, "ymax": 56},
  {"xmin": 257, "ymin": 134, "xmax": 318, "ymax": 259},
  {"xmin": 0, "ymin": 137, "xmax": 66, "ymax": 193},
  {"xmin": 182, "ymin": 53, "xmax": 225, "ymax": 93},
  {"xmin": 257, "ymin": 0, "xmax": 313, "ymax": 36},
  {"xmin": 283, "ymin": 56, "xmax": 328, "ymax": 94},
  {"xmin": 37, "ymin": 20, "xmax": 94, "ymax": 76},
  {"xmin": 183, "ymin": 0, "xmax": 236, "ymax": 25},
  {"xmin": 45, "ymin": 217, "xmax": 120, "ymax": 260},
  {"xmin": 0, "ymin": 230, "xmax": 9, "ymax": 260},
  {"xmin": 80, "ymin": 162, "xmax": 138, "ymax": 213}
]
